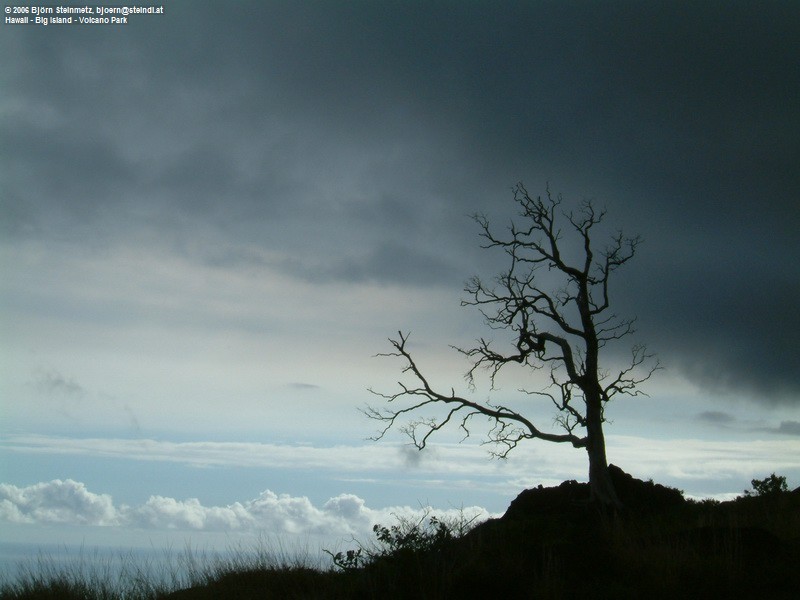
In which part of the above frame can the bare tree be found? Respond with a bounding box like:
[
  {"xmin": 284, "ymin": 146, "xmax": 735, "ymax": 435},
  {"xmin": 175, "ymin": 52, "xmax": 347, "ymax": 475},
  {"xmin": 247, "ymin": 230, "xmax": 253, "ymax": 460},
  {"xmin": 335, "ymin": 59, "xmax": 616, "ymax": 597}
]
[{"xmin": 367, "ymin": 184, "xmax": 658, "ymax": 509}]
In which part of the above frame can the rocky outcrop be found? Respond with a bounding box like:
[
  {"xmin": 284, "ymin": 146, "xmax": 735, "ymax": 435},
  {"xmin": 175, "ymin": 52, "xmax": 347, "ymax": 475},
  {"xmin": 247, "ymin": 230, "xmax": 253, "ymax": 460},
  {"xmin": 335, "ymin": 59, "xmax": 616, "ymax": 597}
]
[{"xmin": 501, "ymin": 464, "xmax": 685, "ymax": 521}]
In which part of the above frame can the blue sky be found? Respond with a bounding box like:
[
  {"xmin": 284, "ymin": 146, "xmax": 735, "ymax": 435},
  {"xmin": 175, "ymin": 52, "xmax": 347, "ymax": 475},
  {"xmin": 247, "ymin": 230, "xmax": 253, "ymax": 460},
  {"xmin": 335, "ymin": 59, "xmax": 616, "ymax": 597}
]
[{"xmin": 2, "ymin": 1, "xmax": 799, "ymax": 560}]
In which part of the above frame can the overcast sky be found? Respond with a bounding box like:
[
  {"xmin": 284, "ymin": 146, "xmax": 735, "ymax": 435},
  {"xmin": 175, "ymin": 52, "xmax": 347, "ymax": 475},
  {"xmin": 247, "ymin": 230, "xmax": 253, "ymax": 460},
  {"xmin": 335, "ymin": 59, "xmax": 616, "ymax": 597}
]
[{"xmin": 1, "ymin": 0, "xmax": 799, "ymax": 562}]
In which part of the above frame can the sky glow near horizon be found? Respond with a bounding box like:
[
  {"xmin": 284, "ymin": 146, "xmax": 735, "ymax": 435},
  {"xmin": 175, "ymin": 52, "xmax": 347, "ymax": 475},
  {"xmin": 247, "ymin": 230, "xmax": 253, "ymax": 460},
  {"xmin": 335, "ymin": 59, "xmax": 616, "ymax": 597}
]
[{"xmin": 1, "ymin": 1, "xmax": 799, "ymax": 559}]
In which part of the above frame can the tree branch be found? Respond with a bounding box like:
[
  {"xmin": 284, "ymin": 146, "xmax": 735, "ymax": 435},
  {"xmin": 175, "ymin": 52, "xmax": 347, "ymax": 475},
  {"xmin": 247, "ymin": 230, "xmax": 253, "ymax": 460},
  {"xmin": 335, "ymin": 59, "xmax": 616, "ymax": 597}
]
[{"xmin": 366, "ymin": 332, "xmax": 586, "ymax": 452}]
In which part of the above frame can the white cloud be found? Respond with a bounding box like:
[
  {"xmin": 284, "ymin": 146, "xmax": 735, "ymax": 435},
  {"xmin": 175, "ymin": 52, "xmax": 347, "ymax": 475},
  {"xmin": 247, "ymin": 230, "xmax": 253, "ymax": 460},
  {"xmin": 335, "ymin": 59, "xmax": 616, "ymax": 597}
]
[
  {"xmin": 0, "ymin": 479, "xmax": 117, "ymax": 526},
  {"xmin": 127, "ymin": 495, "xmax": 253, "ymax": 531},
  {"xmin": 606, "ymin": 435, "xmax": 800, "ymax": 482},
  {"xmin": 0, "ymin": 434, "xmax": 493, "ymax": 474},
  {"xmin": 323, "ymin": 494, "xmax": 367, "ymax": 521},
  {"xmin": 0, "ymin": 480, "xmax": 493, "ymax": 538}
]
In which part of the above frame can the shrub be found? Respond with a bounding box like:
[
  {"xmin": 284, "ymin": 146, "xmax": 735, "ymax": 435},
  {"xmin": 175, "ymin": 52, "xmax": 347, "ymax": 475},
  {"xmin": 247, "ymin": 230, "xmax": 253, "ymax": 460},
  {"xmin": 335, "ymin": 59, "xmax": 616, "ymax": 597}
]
[
  {"xmin": 327, "ymin": 510, "xmax": 478, "ymax": 571},
  {"xmin": 744, "ymin": 473, "xmax": 788, "ymax": 497}
]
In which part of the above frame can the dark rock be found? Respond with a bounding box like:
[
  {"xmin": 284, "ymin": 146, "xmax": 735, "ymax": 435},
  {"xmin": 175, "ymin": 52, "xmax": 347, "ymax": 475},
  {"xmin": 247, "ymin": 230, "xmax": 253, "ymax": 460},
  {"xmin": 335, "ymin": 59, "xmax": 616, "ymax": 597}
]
[
  {"xmin": 502, "ymin": 478, "xmax": 590, "ymax": 521},
  {"xmin": 501, "ymin": 464, "xmax": 685, "ymax": 522},
  {"xmin": 608, "ymin": 463, "xmax": 685, "ymax": 513}
]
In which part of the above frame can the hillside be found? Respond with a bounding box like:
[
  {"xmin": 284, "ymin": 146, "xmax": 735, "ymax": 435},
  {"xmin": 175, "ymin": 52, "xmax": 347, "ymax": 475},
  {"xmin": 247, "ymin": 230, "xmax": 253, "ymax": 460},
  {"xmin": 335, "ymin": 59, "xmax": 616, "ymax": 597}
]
[{"xmin": 160, "ymin": 466, "xmax": 800, "ymax": 599}]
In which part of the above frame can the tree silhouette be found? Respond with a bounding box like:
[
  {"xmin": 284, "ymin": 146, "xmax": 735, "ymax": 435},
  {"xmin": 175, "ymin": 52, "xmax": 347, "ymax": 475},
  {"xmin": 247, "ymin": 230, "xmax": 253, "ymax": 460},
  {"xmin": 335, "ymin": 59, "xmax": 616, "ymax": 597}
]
[{"xmin": 367, "ymin": 184, "xmax": 658, "ymax": 508}]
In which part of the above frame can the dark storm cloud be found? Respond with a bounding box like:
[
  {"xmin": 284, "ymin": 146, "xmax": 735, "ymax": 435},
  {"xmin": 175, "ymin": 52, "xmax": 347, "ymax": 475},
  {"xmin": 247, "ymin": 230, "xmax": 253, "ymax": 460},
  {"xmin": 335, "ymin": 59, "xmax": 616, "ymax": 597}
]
[
  {"xmin": 624, "ymin": 254, "xmax": 800, "ymax": 403},
  {"xmin": 752, "ymin": 421, "xmax": 800, "ymax": 437},
  {"xmin": 351, "ymin": 242, "xmax": 458, "ymax": 286},
  {"xmin": 695, "ymin": 414, "xmax": 800, "ymax": 437},
  {"xmin": 2, "ymin": 2, "xmax": 798, "ymax": 402}
]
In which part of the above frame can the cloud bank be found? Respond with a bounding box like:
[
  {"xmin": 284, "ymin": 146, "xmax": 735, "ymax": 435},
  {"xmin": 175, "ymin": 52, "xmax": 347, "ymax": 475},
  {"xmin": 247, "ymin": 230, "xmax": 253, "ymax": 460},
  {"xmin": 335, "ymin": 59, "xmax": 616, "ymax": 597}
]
[{"xmin": 0, "ymin": 479, "xmax": 491, "ymax": 537}]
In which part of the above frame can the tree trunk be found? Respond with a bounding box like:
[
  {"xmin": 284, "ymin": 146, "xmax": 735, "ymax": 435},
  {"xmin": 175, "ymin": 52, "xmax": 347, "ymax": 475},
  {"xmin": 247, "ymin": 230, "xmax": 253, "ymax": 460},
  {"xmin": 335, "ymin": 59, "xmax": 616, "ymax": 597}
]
[{"xmin": 585, "ymin": 397, "xmax": 622, "ymax": 510}]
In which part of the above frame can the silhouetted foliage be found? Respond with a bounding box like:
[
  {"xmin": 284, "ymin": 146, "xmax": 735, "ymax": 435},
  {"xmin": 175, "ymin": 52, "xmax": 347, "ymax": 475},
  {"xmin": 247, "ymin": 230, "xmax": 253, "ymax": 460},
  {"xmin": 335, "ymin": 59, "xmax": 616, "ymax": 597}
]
[
  {"xmin": 327, "ymin": 510, "xmax": 478, "ymax": 572},
  {"xmin": 744, "ymin": 472, "xmax": 789, "ymax": 497}
]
